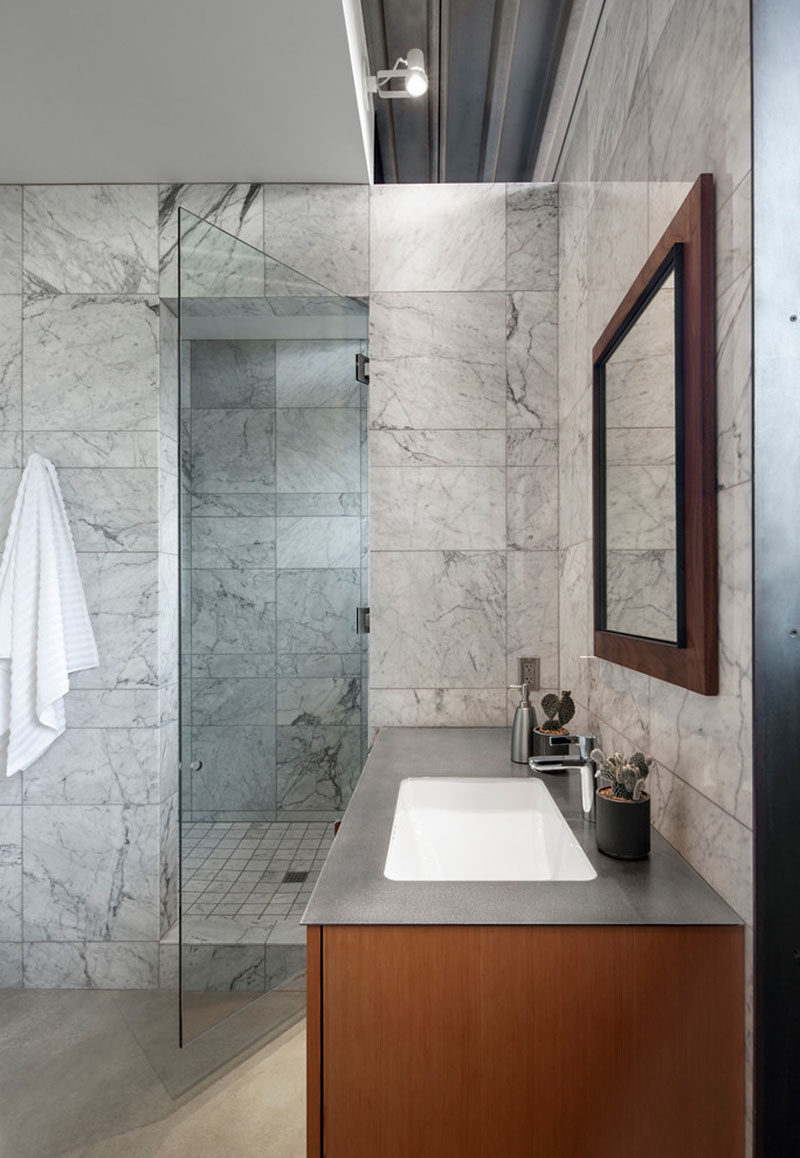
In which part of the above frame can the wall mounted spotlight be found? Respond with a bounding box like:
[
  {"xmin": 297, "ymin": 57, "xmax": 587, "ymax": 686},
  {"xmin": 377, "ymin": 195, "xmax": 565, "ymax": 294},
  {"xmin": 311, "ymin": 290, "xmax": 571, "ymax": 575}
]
[{"xmin": 367, "ymin": 48, "xmax": 428, "ymax": 99}]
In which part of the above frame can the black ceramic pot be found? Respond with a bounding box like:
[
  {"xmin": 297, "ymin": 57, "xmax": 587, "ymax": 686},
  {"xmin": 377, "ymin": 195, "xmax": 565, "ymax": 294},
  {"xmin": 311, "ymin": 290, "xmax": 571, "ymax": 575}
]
[
  {"xmin": 595, "ymin": 789, "xmax": 651, "ymax": 860},
  {"xmin": 531, "ymin": 728, "xmax": 575, "ymax": 759}
]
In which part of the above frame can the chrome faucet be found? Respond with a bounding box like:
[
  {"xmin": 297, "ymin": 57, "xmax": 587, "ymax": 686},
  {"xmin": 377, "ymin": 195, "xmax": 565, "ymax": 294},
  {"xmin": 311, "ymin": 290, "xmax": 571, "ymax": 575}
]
[{"xmin": 528, "ymin": 734, "xmax": 598, "ymax": 822}]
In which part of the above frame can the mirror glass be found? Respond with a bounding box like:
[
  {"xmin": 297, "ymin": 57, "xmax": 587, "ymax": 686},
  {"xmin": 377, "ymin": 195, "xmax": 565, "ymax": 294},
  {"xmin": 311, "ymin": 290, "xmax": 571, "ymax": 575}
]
[{"xmin": 600, "ymin": 262, "xmax": 682, "ymax": 643}]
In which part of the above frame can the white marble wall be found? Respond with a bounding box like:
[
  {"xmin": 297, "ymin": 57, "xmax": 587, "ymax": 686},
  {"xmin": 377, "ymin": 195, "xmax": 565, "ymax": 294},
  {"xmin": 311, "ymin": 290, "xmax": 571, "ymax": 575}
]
[
  {"xmin": 368, "ymin": 183, "xmax": 561, "ymax": 728},
  {"xmin": 0, "ymin": 182, "xmax": 369, "ymax": 988},
  {"xmin": 554, "ymin": 0, "xmax": 752, "ymax": 1142}
]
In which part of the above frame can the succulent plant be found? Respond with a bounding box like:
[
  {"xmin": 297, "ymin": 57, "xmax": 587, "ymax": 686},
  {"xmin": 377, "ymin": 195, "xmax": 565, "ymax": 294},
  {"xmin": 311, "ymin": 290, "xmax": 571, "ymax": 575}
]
[
  {"xmin": 590, "ymin": 748, "xmax": 653, "ymax": 801},
  {"xmin": 539, "ymin": 690, "xmax": 576, "ymax": 732}
]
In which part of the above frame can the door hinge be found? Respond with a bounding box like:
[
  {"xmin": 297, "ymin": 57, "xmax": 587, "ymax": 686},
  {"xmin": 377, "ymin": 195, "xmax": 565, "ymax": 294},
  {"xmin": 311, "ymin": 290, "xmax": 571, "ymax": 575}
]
[
  {"xmin": 355, "ymin": 352, "xmax": 370, "ymax": 385},
  {"xmin": 356, "ymin": 606, "xmax": 370, "ymax": 634}
]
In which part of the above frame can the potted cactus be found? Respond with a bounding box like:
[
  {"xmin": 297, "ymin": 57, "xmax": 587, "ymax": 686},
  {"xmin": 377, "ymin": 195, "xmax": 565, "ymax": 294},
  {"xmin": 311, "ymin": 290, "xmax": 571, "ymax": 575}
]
[
  {"xmin": 591, "ymin": 748, "xmax": 653, "ymax": 860},
  {"xmin": 532, "ymin": 690, "xmax": 576, "ymax": 757}
]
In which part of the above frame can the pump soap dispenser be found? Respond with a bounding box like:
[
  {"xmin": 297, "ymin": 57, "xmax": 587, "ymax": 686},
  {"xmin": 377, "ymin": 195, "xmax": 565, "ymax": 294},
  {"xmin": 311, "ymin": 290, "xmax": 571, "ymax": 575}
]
[{"xmin": 508, "ymin": 683, "xmax": 537, "ymax": 763}]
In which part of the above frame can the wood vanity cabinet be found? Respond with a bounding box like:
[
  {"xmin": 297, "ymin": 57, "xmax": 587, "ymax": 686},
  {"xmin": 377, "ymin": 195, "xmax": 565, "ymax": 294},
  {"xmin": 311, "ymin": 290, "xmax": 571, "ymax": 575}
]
[{"xmin": 307, "ymin": 924, "xmax": 744, "ymax": 1158}]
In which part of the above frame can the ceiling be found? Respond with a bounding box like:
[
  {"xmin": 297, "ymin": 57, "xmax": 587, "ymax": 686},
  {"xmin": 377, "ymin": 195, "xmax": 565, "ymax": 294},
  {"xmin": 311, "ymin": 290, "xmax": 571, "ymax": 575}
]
[
  {"xmin": 0, "ymin": 0, "xmax": 372, "ymax": 184},
  {"xmin": 361, "ymin": 0, "xmax": 573, "ymax": 182}
]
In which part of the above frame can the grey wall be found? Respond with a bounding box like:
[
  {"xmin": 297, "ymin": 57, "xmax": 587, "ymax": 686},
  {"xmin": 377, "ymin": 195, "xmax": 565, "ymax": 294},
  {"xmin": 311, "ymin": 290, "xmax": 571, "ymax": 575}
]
[
  {"xmin": 554, "ymin": 0, "xmax": 752, "ymax": 1141},
  {"xmin": 0, "ymin": 182, "xmax": 369, "ymax": 988},
  {"xmin": 368, "ymin": 183, "xmax": 561, "ymax": 728}
]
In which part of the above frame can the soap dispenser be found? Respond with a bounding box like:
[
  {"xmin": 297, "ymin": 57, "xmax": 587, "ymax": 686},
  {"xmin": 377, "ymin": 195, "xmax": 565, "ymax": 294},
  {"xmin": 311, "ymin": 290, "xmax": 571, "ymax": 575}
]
[{"xmin": 508, "ymin": 683, "xmax": 537, "ymax": 763}]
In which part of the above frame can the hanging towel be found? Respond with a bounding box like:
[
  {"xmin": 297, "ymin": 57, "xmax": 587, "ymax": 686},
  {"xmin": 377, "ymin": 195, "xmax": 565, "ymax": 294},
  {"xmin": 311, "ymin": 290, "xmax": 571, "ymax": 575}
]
[{"xmin": 0, "ymin": 454, "xmax": 98, "ymax": 775}]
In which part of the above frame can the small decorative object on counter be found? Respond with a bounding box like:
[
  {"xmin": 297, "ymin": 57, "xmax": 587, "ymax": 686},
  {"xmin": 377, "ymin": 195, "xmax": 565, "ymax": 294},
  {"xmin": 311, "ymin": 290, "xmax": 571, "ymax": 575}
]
[
  {"xmin": 532, "ymin": 690, "xmax": 576, "ymax": 757},
  {"xmin": 591, "ymin": 748, "xmax": 653, "ymax": 860}
]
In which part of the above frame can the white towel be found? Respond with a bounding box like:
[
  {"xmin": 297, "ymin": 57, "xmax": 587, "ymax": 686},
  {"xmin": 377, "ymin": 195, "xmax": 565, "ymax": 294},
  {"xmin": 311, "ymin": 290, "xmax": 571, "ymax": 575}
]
[{"xmin": 0, "ymin": 454, "xmax": 98, "ymax": 775}]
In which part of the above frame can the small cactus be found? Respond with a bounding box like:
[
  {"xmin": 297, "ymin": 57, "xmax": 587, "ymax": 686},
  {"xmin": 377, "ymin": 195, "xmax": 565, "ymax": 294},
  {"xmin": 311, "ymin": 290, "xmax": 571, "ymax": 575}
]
[
  {"xmin": 539, "ymin": 691, "xmax": 576, "ymax": 732},
  {"xmin": 591, "ymin": 747, "xmax": 653, "ymax": 802}
]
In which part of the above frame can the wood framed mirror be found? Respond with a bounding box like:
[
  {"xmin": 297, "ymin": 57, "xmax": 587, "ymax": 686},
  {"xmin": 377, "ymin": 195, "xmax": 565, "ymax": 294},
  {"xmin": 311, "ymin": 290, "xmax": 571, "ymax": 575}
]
[{"xmin": 592, "ymin": 174, "xmax": 717, "ymax": 695}]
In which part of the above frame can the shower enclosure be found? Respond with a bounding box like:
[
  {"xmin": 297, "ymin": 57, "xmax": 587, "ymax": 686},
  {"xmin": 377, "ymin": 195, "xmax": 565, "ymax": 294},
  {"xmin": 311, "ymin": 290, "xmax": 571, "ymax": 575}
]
[{"xmin": 175, "ymin": 211, "xmax": 369, "ymax": 1043}]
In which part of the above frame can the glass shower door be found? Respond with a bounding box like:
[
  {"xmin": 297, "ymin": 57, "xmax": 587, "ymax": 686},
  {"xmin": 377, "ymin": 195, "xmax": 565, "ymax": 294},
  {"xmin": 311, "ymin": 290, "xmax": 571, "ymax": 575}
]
[{"xmin": 176, "ymin": 210, "xmax": 369, "ymax": 1045}]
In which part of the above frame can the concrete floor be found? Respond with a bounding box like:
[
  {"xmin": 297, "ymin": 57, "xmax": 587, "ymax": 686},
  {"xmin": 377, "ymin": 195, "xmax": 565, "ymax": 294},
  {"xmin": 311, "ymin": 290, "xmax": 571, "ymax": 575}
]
[{"xmin": 0, "ymin": 988, "xmax": 306, "ymax": 1157}]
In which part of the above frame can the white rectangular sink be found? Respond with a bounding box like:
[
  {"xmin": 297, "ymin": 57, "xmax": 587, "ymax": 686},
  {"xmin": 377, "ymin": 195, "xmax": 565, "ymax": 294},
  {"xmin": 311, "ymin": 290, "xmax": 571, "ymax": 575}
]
[{"xmin": 384, "ymin": 777, "xmax": 597, "ymax": 882}]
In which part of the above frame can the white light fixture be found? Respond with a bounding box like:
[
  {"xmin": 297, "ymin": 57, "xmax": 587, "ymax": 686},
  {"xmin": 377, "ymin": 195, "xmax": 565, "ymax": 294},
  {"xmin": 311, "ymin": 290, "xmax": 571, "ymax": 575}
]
[{"xmin": 367, "ymin": 48, "xmax": 429, "ymax": 100}]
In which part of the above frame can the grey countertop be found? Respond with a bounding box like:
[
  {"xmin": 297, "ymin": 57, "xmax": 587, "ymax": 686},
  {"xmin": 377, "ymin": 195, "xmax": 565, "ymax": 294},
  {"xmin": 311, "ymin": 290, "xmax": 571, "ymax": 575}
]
[{"xmin": 302, "ymin": 727, "xmax": 742, "ymax": 927}]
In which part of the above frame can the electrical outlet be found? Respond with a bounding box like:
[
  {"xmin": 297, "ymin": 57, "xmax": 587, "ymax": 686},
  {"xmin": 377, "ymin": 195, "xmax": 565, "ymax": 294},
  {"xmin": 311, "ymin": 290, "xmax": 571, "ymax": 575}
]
[{"xmin": 518, "ymin": 657, "xmax": 540, "ymax": 690}]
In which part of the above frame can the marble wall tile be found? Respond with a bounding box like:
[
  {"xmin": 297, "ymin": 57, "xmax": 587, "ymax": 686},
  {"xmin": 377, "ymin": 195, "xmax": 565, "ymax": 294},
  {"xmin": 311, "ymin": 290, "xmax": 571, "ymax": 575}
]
[
  {"xmin": 647, "ymin": 0, "xmax": 750, "ymax": 205},
  {"xmin": 0, "ymin": 186, "xmax": 22, "ymax": 292},
  {"xmin": 0, "ymin": 294, "xmax": 22, "ymax": 432},
  {"xmin": 191, "ymin": 492, "xmax": 275, "ymax": 518},
  {"xmin": 193, "ymin": 654, "xmax": 276, "ymax": 678},
  {"xmin": 277, "ymin": 677, "xmax": 361, "ymax": 726},
  {"xmin": 191, "ymin": 569, "xmax": 276, "ymax": 655},
  {"xmin": 648, "ymin": 0, "xmax": 680, "ymax": 63},
  {"xmin": 558, "ymin": 398, "xmax": 592, "ymax": 548},
  {"xmin": 158, "ymin": 183, "xmax": 264, "ymax": 298},
  {"xmin": 191, "ymin": 410, "xmax": 275, "ymax": 494},
  {"xmin": 276, "ymin": 408, "xmax": 360, "ymax": 493},
  {"xmin": 370, "ymin": 429, "xmax": 504, "ymax": 468},
  {"xmin": 717, "ymin": 481, "xmax": 752, "ymax": 702},
  {"xmin": 606, "ymin": 465, "xmax": 675, "ymax": 550},
  {"xmin": 66, "ymin": 689, "xmax": 159, "ymax": 730},
  {"xmin": 586, "ymin": 0, "xmax": 648, "ymax": 181},
  {"xmin": 0, "ymin": 467, "xmax": 21, "ymax": 543},
  {"xmin": 558, "ymin": 542, "xmax": 593, "ymax": 707},
  {"xmin": 275, "ymin": 339, "xmax": 360, "ymax": 408},
  {"xmin": 506, "ymin": 292, "xmax": 558, "ymax": 428},
  {"xmin": 275, "ymin": 654, "xmax": 360, "ymax": 679},
  {"xmin": 716, "ymin": 270, "xmax": 752, "ymax": 490},
  {"xmin": 191, "ymin": 516, "xmax": 275, "ymax": 569},
  {"xmin": 0, "ymin": 942, "xmax": 22, "ymax": 987},
  {"xmin": 369, "ymin": 688, "xmax": 507, "ymax": 728},
  {"xmin": 23, "ymin": 295, "xmax": 158, "ymax": 431},
  {"xmin": 70, "ymin": 553, "xmax": 158, "ymax": 690},
  {"xmin": 0, "ymin": 431, "xmax": 22, "ymax": 468},
  {"xmin": 276, "ymin": 569, "xmax": 360, "ymax": 654},
  {"xmin": 587, "ymin": 659, "xmax": 651, "ymax": 752},
  {"xmin": 0, "ymin": 806, "xmax": 22, "ymax": 941},
  {"xmin": 23, "ymin": 804, "xmax": 159, "ymax": 942},
  {"xmin": 264, "ymin": 185, "xmax": 369, "ymax": 297},
  {"xmin": 24, "ymin": 431, "xmax": 158, "ymax": 469},
  {"xmin": 275, "ymin": 492, "xmax": 359, "ymax": 517},
  {"xmin": 159, "ymin": 304, "xmax": 179, "ymax": 442},
  {"xmin": 23, "ymin": 185, "xmax": 158, "ymax": 295},
  {"xmin": 371, "ymin": 466, "xmax": 505, "ymax": 551},
  {"xmin": 22, "ymin": 728, "xmax": 159, "ymax": 805},
  {"xmin": 604, "ymin": 549, "xmax": 677, "ymax": 639},
  {"xmin": 190, "ymin": 339, "xmax": 276, "ymax": 409},
  {"xmin": 506, "ymin": 467, "xmax": 559, "ymax": 551},
  {"xmin": 506, "ymin": 429, "xmax": 559, "ymax": 467},
  {"xmin": 369, "ymin": 292, "xmax": 506, "ymax": 430},
  {"xmin": 23, "ymin": 941, "xmax": 158, "ymax": 989},
  {"xmin": 506, "ymin": 184, "xmax": 559, "ymax": 291},
  {"xmin": 370, "ymin": 184, "xmax": 505, "ymax": 292},
  {"xmin": 506, "ymin": 551, "xmax": 559, "ymax": 689},
  {"xmin": 189, "ymin": 726, "xmax": 276, "ymax": 815},
  {"xmin": 191, "ymin": 678, "xmax": 275, "ymax": 727},
  {"xmin": 159, "ymin": 721, "xmax": 179, "ymax": 802},
  {"xmin": 58, "ymin": 469, "xmax": 157, "ymax": 552},
  {"xmin": 276, "ymin": 515, "xmax": 361, "ymax": 569},
  {"xmin": 159, "ymin": 791, "xmax": 177, "ymax": 937},
  {"xmin": 371, "ymin": 551, "xmax": 506, "ymax": 689},
  {"xmin": 181, "ymin": 944, "xmax": 265, "ymax": 992},
  {"xmin": 276, "ymin": 725, "xmax": 361, "ymax": 811}
]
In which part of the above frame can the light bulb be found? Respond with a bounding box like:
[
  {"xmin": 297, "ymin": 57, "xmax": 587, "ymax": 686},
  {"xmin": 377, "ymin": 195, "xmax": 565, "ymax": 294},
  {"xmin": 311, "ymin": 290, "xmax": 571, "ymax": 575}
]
[{"xmin": 404, "ymin": 48, "xmax": 428, "ymax": 97}]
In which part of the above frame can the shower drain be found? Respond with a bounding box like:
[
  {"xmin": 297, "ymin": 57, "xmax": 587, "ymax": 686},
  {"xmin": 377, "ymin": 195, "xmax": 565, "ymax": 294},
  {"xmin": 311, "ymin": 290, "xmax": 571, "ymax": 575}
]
[{"xmin": 282, "ymin": 870, "xmax": 309, "ymax": 884}]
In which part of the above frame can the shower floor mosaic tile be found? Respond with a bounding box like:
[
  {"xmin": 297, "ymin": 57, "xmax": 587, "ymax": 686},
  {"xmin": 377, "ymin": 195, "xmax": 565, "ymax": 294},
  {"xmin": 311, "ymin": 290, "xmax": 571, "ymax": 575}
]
[{"xmin": 181, "ymin": 820, "xmax": 333, "ymax": 922}]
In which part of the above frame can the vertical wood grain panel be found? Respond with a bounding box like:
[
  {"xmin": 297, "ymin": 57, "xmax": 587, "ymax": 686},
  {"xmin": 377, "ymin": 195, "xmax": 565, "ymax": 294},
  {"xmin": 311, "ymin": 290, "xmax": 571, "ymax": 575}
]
[
  {"xmin": 306, "ymin": 925, "xmax": 322, "ymax": 1158},
  {"xmin": 319, "ymin": 925, "xmax": 743, "ymax": 1158}
]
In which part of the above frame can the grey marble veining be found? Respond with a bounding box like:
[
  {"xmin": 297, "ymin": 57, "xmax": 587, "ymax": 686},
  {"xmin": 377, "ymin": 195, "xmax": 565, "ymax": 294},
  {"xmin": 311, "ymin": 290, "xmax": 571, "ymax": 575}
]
[
  {"xmin": 22, "ymin": 941, "xmax": 158, "ymax": 989},
  {"xmin": 370, "ymin": 688, "xmax": 507, "ymax": 729},
  {"xmin": 586, "ymin": 0, "xmax": 648, "ymax": 181},
  {"xmin": 371, "ymin": 466, "xmax": 505, "ymax": 551},
  {"xmin": 191, "ymin": 569, "xmax": 276, "ymax": 655},
  {"xmin": 190, "ymin": 339, "xmax": 276, "ymax": 409},
  {"xmin": 23, "ymin": 295, "xmax": 159, "ymax": 431},
  {"xmin": 276, "ymin": 408, "xmax": 360, "ymax": 493},
  {"xmin": 191, "ymin": 409, "xmax": 276, "ymax": 494},
  {"xmin": 605, "ymin": 549, "xmax": 677, "ymax": 639},
  {"xmin": 370, "ymin": 429, "xmax": 505, "ymax": 468},
  {"xmin": 71, "ymin": 553, "xmax": 158, "ymax": 690},
  {"xmin": 0, "ymin": 806, "xmax": 22, "ymax": 941},
  {"xmin": 22, "ymin": 728, "xmax": 159, "ymax": 805},
  {"xmin": 506, "ymin": 429, "xmax": 559, "ymax": 467},
  {"xmin": 275, "ymin": 515, "xmax": 361, "ymax": 569},
  {"xmin": 158, "ymin": 183, "xmax": 264, "ymax": 298},
  {"xmin": 181, "ymin": 944, "xmax": 265, "ymax": 992},
  {"xmin": 0, "ymin": 186, "xmax": 22, "ymax": 292},
  {"xmin": 23, "ymin": 804, "xmax": 159, "ymax": 942},
  {"xmin": 275, "ymin": 492, "xmax": 360, "ymax": 517},
  {"xmin": 275, "ymin": 654, "xmax": 361, "ymax": 679},
  {"xmin": 276, "ymin": 569, "xmax": 360, "ymax": 655},
  {"xmin": 506, "ymin": 292, "xmax": 558, "ymax": 428},
  {"xmin": 24, "ymin": 431, "xmax": 158, "ymax": 469},
  {"xmin": 159, "ymin": 791, "xmax": 178, "ymax": 936},
  {"xmin": 58, "ymin": 469, "xmax": 157, "ymax": 552},
  {"xmin": 302, "ymin": 728, "xmax": 742, "ymax": 927},
  {"xmin": 65, "ymin": 689, "xmax": 159, "ymax": 730},
  {"xmin": 23, "ymin": 185, "xmax": 159, "ymax": 295},
  {"xmin": 275, "ymin": 339, "xmax": 360, "ymax": 408},
  {"xmin": 370, "ymin": 551, "xmax": 506, "ymax": 690},
  {"xmin": 191, "ymin": 492, "xmax": 275, "ymax": 518},
  {"xmin": 277, "ymin": 677, "xmax": 361, "ymax": 727},
  {"xmin": 0, "ymin": 295, "xmax": 22, "ymax": 435},
  {"xmin": 371, "ymin": 184, "xmax": 506, "ymax": 291},
  {"xmin": 506, "ymin": 467, "xmax": 559, "ymax": 551},
  {"xmin": 191, "ymin": 678, "xmax": 276, "ymax": 727},
  {"xmin": 191, "ymin": 516, "xmax": 275, "ymax": 569},
  {"xmin": 506, "ymin": 551, "xmax": 559, "ymax": 689},
  {"xmin": 0, "ymin": 942, "xmax": 22, "ymax": 987},
  {"xmin": 606, "ymin": 465, "xmax": 675, "ymax": 550},
  {"xmin": 277, "ymin": 725, "xmax": 362, "ymax": 812},
  {"xmin": 189, "ymin": 726, "xmax": 276, "ymax": 815},
  {"xmin": 506, "ymin": 184, "xmax": 559, "ymax": 291},
  {"xmin": 264, "ymin": 184, "xmax": 369, "ymax": 297},
  {"xmin": 369, "ymin": 292, "xmax": 506, "ymax": 431}
]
